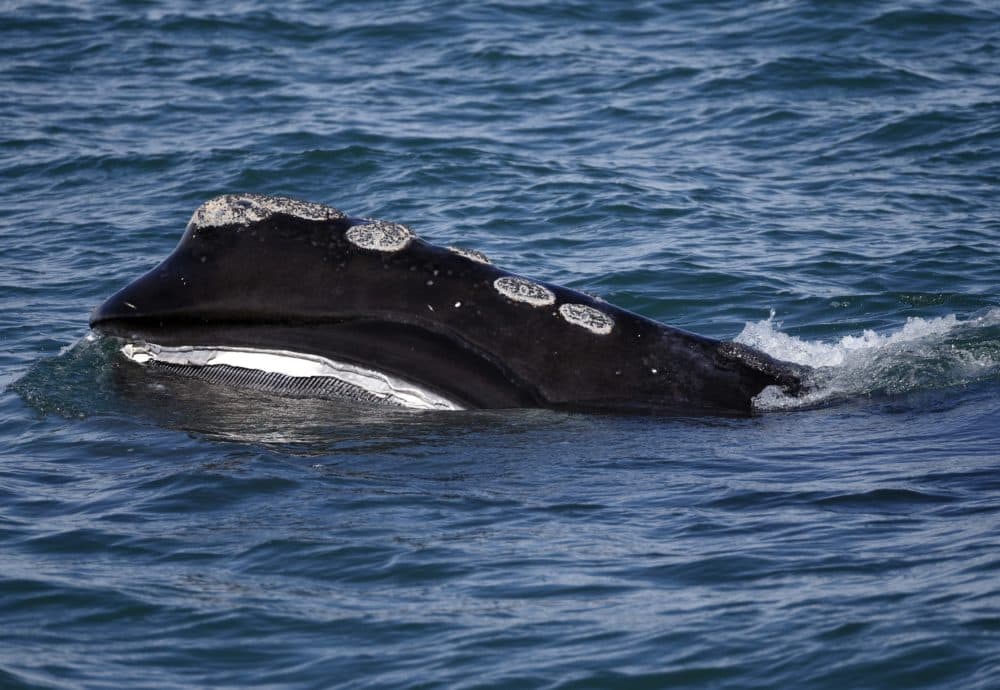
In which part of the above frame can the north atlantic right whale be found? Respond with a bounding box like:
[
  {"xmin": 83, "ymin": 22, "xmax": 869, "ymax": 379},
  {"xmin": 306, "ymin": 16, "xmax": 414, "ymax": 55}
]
[{"xmin": 89, "ymin": 194, "xmax": 809, "ymax": 415}]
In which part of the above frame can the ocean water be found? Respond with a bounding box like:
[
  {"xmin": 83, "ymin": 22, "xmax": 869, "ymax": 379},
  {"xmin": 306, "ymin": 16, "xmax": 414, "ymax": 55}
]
[{"xmin": 2, "ymin": 1, "xmax": 999, "ymax": 688}]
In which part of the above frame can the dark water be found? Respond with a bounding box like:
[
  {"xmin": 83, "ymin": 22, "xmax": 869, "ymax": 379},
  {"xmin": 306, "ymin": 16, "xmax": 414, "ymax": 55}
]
[{"xmin": 3, "ymin": 2, "xmax": 999, "ymax": 688}]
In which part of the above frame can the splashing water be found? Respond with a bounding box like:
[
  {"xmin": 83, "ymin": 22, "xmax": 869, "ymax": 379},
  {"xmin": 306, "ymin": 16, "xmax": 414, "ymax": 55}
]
[{"xmin": 739, "ymin": 309, "xmax": 1000, "ymax": 410}]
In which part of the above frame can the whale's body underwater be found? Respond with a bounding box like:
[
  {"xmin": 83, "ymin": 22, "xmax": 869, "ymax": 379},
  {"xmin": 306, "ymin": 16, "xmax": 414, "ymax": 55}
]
[{"xmin": 90, "ymin": 194, "xmax": 808, "ymax": 415}]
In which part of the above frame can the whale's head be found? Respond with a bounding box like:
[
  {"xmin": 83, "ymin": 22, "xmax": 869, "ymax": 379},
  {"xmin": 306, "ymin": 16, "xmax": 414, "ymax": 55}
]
[{"xmin": 91, "ymin": 193, "xmax": 809, "ymax": 415}]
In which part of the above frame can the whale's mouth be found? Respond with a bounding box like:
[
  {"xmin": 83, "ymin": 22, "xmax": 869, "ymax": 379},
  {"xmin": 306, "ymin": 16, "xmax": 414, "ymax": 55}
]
[{"xmin": 118, "ymin": 342, "xmax": 465, "ymax": 411}]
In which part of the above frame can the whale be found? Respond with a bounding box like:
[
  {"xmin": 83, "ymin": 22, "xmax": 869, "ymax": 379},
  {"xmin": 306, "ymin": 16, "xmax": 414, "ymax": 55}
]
[{"xmin": 89, "ymin": 193, "xmax": 808, "ymax": 415}]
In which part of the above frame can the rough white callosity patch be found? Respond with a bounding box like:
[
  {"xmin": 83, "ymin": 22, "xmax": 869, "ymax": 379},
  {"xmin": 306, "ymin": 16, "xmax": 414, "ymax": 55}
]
[
  {"xmin": 345, "ymin": 220, "xmax": 413, "ymax": 252},
  {"xmin": 188, "ymin": 193, "xmax": 344, "ymax": 229},
  {"xmin": 448, "ymin": 246, "xmax": 491, "ymax": 264},
  {"xmin": 558, "ymin": 303, "xmax": 615, "ymax": 335},
  {"xmin": 493, "ymin": 276, "xmax": 555, "ymax": 307}
]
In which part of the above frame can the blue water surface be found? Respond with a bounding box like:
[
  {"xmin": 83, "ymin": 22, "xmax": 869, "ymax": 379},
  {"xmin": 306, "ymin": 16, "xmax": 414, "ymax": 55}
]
[{"xmin": 2, "ymin": 2, "xmax": 999, "ymax": 689}]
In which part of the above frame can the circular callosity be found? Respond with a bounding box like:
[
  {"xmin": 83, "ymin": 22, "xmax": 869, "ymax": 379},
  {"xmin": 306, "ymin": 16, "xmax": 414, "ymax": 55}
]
[
  {"xmin": 449, "ymin": 246, "xmax": 491, "ymax": 264},
  {"xmin": 345, "ymin": 220, "xmax": 413, "ymax": 252},
  {"xmin": 493, "ymin": 276, "xmax": 556, "ymax": 307},
  {"xmin": 188, "ymin": 193, "xmax": 344, "ymax": 229},
  {"xmin": 558, "ymin": 303, "xmax": 615, "ymax": 335}
]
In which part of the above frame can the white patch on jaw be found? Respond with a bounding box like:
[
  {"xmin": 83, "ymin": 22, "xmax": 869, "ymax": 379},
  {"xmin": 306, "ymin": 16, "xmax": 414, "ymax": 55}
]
[
  {"xmin": 188, "ymin": 193, "xmax": 344, "ymax": 229},
  {"xmin": 493, "ymin": 276, "xmax": 556, "ymax": 307},
  {"xmin": 558, "ymin": 303, "xmax": 615, "ymax": 335},
  {"xmin": 448, "ymin": 246, "xmax": 491, "ymax": 264},
  {"xmin": 345, "ymin": 220, "xmax": 413, "ymax": 252},
  {"xmin": 120, "ymin": 342, "xmax": 462, "ymax": 411}
]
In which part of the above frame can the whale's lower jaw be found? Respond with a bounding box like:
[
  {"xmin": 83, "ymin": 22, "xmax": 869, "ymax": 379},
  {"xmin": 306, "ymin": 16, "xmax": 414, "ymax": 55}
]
[{"xmin": 118, "ymin": 342, "xmax": 465, "ymax": 411}]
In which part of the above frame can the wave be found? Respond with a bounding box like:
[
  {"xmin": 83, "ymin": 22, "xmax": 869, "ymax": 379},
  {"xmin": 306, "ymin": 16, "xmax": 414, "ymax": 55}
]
[{"xmin": 739, "ymin": 308, "xmax": 1000, "ymax": 410}]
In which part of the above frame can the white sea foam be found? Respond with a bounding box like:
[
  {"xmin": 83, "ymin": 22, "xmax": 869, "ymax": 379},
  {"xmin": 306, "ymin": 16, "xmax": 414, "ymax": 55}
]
[{"xmin": 737, "ymin": 308, "xmax": 1000, "ymax": 410}]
